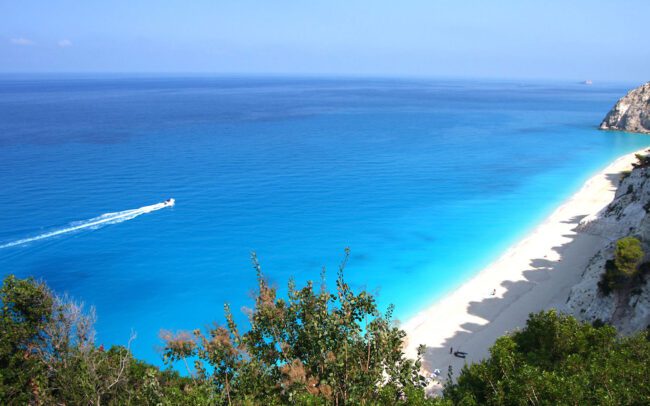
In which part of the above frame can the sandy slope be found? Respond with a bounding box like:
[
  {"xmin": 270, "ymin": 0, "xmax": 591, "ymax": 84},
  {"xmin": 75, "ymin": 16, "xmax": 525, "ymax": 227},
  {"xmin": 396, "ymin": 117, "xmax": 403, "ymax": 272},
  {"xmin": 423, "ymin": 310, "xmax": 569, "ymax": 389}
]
[{"xmin": 403, "ymin": 148, "xmax": 647, "ymax": 385}]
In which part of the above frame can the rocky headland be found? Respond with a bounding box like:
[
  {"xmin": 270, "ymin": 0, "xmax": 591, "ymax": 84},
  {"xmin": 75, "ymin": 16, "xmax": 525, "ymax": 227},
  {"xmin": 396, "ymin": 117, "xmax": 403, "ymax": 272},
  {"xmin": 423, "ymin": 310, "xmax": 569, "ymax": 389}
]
[{"xmin": 600, "ymin": 82, "xmax": 650, "ymax": 134}]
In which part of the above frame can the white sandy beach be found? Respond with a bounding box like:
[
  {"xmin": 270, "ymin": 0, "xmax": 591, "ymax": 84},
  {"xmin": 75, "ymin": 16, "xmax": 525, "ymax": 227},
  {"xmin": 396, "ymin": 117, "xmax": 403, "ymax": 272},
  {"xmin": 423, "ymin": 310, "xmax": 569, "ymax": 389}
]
[{"xmin": 404, "ymin": 147, "xmax": 648, "ymax": 382}]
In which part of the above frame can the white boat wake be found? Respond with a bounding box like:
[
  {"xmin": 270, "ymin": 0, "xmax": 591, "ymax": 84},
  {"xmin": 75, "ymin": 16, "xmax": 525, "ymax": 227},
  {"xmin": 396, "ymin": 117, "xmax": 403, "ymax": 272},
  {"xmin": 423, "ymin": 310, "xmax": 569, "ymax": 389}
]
[{"xmin": 0, "ymin": 199, "xmax": 175, "ymax": 249}]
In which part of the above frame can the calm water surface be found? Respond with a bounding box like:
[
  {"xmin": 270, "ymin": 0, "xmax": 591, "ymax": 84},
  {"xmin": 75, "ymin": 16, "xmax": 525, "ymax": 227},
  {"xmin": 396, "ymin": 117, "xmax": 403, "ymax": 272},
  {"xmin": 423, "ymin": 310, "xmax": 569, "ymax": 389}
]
[{"xmin": 0, "ymin": 76, "xmax": 647, "ymax": 364}]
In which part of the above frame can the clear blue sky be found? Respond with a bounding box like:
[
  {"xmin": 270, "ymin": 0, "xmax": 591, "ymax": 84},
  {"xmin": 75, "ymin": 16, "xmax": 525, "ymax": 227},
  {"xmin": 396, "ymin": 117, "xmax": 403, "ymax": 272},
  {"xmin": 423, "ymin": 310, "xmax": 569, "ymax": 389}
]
[{"xmin": 1, "ymin": 0, "xmax": 648, "ymax": 81}]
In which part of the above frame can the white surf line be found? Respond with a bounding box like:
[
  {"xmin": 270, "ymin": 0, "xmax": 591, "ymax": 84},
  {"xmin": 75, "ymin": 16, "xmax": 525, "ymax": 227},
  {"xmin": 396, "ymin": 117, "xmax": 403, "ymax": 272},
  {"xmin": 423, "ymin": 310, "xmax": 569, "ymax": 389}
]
[{"xmin": 0, "ymin": 200, "xmax": 174, "ymax": 249}]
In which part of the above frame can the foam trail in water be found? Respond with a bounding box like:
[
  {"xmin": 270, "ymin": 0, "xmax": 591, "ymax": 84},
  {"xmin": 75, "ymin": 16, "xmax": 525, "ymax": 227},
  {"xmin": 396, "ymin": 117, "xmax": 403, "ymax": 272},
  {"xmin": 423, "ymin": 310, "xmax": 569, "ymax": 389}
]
[{"xmin": 0, "ymin": 200, "xmax": 173, "ymax": 249}]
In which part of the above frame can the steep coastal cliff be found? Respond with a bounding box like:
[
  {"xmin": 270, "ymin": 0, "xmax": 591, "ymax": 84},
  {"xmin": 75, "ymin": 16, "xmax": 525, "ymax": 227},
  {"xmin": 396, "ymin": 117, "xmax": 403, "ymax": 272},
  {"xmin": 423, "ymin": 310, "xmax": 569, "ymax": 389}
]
[
  {"xmin": 568, "ymin": 84, "xmax": 650, "ymax": 330},
  {"xmin": 566, "ymin": 154, "xmax": 650, "ymax": 332},
  {"xmin": 600, "ymin": 82, "xmax": 650, "ymax": 134}
]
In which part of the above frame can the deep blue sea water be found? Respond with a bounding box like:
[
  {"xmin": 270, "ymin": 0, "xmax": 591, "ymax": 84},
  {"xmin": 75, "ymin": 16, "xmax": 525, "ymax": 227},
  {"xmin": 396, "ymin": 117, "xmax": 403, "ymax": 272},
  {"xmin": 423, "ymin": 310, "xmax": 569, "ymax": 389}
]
[{"xmin": 0, "ymin": 76, "xmax": 648, "ymax": 365}]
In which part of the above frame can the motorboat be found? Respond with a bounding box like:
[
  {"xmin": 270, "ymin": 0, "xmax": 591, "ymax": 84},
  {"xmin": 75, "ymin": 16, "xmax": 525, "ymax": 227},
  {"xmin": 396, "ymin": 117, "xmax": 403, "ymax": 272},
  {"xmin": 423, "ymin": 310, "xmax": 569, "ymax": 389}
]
[{"xmin": 163, "ymin": 198, "xmax": 175, "ymax": 207}]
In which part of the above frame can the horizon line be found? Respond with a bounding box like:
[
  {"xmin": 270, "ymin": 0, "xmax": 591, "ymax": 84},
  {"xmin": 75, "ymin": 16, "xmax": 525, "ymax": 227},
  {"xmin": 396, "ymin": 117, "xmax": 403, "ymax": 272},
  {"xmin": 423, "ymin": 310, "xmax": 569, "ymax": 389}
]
[{"xmin": 0, "ymin": 71, "xmax": 644, "ymax": 86}]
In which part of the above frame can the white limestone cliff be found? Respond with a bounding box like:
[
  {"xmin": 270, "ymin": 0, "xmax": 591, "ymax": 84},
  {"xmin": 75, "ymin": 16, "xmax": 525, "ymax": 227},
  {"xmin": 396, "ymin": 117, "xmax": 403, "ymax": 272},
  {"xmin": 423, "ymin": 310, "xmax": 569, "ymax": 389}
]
[
  {"xmin": 600, "ymin": 82, "xmax": 650, "ymax": 134},
  {"xmin": 566, "ymin": 158, "xmax": 650, "ymax": 332}
]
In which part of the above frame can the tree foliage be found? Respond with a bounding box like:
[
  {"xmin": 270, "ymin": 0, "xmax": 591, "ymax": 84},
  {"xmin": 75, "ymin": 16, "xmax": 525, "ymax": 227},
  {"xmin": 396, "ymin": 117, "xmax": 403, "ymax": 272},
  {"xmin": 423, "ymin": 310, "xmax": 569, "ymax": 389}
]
[
  {"xmin": 162, "ymin": 250, "xmax": 434, "ymax": 405},
  {"xmin": 5, "ymin": 258, "xmax": 650, "ymax": 405},
  {"xmin": 0, "ymin": 275, "xmax": 52, "ymax": 404},
  {"xmin": 0, "ymin": 275, "xmax": 209, "ymax": 405},
  {"xmin": 600, "ymin": 237, "xmax": 648, "ymax": 295},
  {"xmin": 444, "ymin": 310, "xmax": 650, "ymax": 405},
  {"xmin": 614, "ymin": 236, "xmax": 644, "ymax": 277},
  {"xmin": 598, "ymin": 259, "xmax": 627, "ymax": 295}
]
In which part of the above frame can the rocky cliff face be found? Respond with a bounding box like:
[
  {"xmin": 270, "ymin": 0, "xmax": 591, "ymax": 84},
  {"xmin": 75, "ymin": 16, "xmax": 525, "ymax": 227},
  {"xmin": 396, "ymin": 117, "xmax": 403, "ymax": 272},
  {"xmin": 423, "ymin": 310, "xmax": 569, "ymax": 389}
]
[
  {"xmin": 566, "ymin": 158, "xmax": 650, "ymax": 333},
  {"xmin": 600, "ymin": 82, "xmax": 650, "ymax": 134}
]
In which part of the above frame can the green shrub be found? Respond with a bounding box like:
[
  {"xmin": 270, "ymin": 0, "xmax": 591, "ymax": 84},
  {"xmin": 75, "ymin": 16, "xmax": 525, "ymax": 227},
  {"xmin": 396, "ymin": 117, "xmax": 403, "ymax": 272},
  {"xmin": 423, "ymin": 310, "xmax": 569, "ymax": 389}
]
[
  {"xmin": 445, "ymin": 310, "xmax": 650, "ymax": 405},
  {"xmin": 161, "ymin": 250, "xmax": 435, "ymax": 405},
  {"xmin": 598, "ymin": 259, "xmax": 626, "ymax": 295},
  {"xmin": 0, "ymin": 275, "xmax": 208, "ymax": 405},
  {"xmin": 614, "ymin": 236, "xmax": 644, "ymax": 277},
  {"xmin": 0, "ymin": 275, "xmax": 52, "ymax": 405}
]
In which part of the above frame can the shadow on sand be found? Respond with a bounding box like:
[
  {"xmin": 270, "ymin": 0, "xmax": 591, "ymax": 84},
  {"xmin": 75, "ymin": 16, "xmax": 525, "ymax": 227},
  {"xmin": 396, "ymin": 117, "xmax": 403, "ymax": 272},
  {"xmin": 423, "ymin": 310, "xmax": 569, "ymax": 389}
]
[{"xmin": 419, "ymin": 212, "xmax": 609, "ymax": 387}]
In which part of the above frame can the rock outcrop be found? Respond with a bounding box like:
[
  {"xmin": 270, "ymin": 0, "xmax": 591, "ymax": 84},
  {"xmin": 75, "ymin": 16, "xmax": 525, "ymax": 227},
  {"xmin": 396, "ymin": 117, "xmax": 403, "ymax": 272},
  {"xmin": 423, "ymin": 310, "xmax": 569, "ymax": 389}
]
[
  {"xmin": 600, "ymin": 82, "xmax": 650, "ymax": 134},
  {"xmin": 566, "ymin": 156, "xmax": 650, "ymax": 333}
]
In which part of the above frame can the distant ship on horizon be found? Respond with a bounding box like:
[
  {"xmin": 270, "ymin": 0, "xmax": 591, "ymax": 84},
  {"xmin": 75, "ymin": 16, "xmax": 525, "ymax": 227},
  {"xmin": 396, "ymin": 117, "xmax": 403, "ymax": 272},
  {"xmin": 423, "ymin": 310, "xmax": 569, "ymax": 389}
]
[{"xmin": 583, "ymin": 80, "xmax": 593, "ymax": 85}]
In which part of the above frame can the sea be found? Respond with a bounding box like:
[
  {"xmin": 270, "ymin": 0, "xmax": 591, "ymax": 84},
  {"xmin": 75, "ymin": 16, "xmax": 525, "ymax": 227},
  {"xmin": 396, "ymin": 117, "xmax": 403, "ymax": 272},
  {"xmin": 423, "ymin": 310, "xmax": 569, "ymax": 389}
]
[{"xmin": 0, "ymin": 75, "xmax": 648, "ymax": 365}]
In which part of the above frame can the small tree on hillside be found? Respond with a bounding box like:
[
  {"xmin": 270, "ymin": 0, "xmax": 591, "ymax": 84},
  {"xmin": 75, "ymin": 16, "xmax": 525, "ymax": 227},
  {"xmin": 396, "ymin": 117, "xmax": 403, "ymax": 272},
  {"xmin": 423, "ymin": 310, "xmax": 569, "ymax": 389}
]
[
  {"xmin": 0, "ymin": 275, "xmax": 208, "ymax": 405},
  {"xmin": 161, "ymin": 249, "xmax": 434, "ymax": 405},
  {"xmin": 444, "ymin": 310, "xmax": 650, "ymax": 404},
  {"xmin": 0, "ymin": 275, "xmax": 52, "ymax": 404},
  {"xmin": 614, "ymin": 237, "xmax": 644, "ymax": 277}
]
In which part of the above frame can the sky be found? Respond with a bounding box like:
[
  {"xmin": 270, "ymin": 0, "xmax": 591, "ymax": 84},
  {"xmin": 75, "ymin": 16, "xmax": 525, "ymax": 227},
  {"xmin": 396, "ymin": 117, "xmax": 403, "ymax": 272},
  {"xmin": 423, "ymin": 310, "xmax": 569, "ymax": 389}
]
[{"xmin": 1, "ymin": 0, "xmax": 649, "ymax": 81}]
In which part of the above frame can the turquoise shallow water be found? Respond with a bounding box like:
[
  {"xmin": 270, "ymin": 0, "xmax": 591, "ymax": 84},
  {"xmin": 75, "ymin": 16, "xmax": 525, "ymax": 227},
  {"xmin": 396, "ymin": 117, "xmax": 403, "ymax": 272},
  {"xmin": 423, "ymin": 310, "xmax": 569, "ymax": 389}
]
[{"xmin": 0, "ymin": 76, "xmax": 648, "ymax": 365}]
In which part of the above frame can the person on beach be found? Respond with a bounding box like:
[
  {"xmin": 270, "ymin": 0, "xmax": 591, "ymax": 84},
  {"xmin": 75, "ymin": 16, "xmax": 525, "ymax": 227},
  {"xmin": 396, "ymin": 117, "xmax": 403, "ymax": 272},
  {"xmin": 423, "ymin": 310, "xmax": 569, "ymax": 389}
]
[{"xmin": 450, "ymin": 347, "xmax": 453, "ymax": 354}]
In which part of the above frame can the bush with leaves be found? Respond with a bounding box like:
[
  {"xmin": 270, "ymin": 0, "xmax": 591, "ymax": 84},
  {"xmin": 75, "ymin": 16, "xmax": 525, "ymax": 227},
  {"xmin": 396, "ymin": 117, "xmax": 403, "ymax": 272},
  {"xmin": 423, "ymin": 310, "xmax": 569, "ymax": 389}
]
[
  {"xmin": 0, "ymin": 275, "xmax": 52, "ymax": 404},
  {"xmin": 7, "ymin": 258, "xmax": 650, "ymax": 405},
  {"xmin": 614, "ymin": 236, "xmax": 644, "ymax": 277},
  {"xmin": 0, "ymin": 275, "xmax": 209, "ymax": 405},
  {"xmin": 600, "ymin": 237, "xmax": 648, "ymax": 295},
  {"xmin": 444, "ymin": 310, "xmax": 650, "ymax": 405},
  {"xmin": 598, "ymin": 259, "xmax": 627, "ymax": 295},
  {"xmin": 162, "ymin": 250, "xmax": 434, "ymax": 405}
]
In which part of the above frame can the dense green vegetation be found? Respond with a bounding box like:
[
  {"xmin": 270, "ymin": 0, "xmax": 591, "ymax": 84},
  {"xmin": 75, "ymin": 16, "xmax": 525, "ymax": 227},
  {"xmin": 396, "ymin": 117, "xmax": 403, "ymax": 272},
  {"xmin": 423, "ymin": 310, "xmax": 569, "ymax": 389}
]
[
  {"xmin": 161, "ymin": 251, "xmax": 432, "ymax": 405},
  {"xmin": 0, "ymin": 275, "xmax": 210, "ymax": 405},
  {"xmin": 3, "ymin": 252, "xmax": 650, "ymax": 404},
  {"xmin": 444, "ymin": 310, "xmax": 650, "ymax": 405},
  {"xmin": 1, "ymin": 252, "xmax": 435, "ymax": 405},
  {"xmin": 614, "ymin": 237, "xmax": 644, "ymax": 277},
  {"xmin": 599, "ymin": 237, "xmax": 648, "ymax": 295}
]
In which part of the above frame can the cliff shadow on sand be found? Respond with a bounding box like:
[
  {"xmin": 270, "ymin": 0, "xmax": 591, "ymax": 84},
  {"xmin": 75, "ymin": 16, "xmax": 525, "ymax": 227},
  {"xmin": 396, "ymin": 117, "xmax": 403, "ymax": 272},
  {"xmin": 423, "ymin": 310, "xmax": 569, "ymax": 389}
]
[
  {"xmin": 407, "ymin": 153, "xmax": 650, "ymax": 392},
  {"xmin": 419, "ymin": 217, "xmax": 606, "ymax": 380}
]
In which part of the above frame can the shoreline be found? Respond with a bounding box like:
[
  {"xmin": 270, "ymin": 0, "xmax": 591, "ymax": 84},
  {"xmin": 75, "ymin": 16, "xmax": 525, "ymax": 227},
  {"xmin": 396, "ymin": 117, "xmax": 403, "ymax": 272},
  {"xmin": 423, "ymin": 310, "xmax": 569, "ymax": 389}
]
[{"xmin": 403, "ymin": 147, "xmax": 649, "ymax": 380}]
